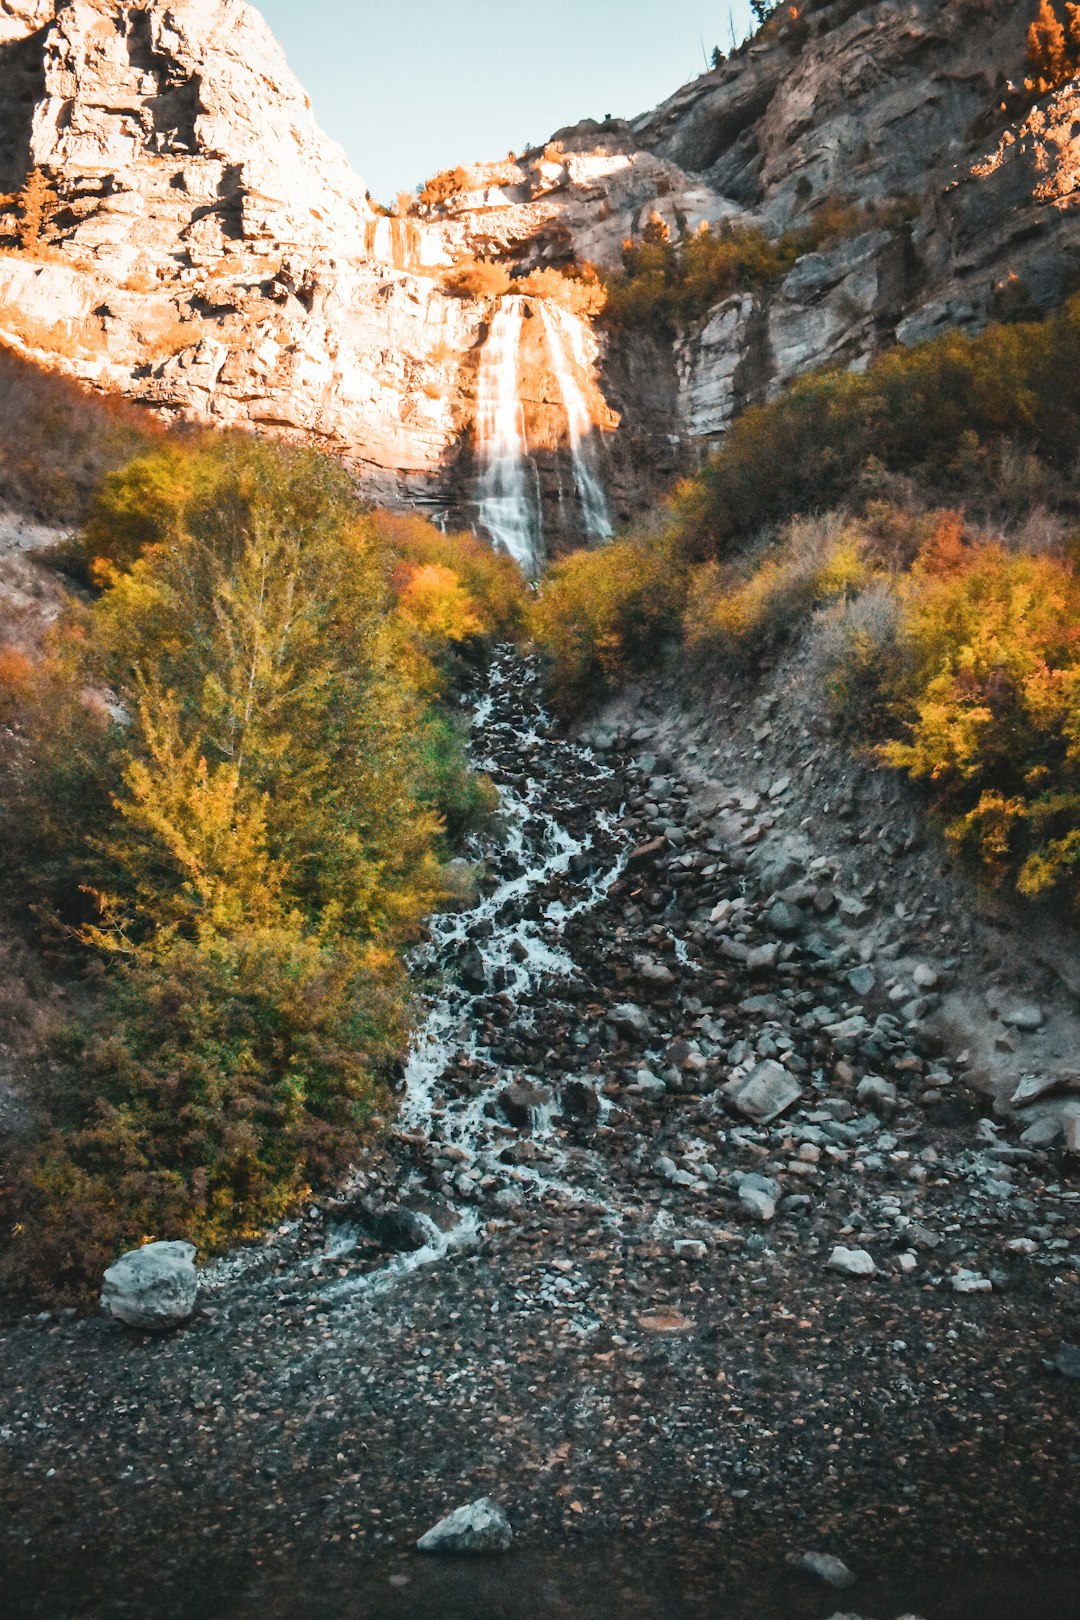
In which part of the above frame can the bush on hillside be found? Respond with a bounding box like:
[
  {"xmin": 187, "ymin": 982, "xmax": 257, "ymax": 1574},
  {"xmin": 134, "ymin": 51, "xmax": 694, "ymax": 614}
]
[
  {"xmin": 1026, "ymin": 0, "xmax": 1080, "ymax": 93},
  {"xmin": 600, "ymin": 199, "xmax": 906, "ymax": 334},
  {"xmin": 0, "ymin": 437, "xmax": 509, "ymax": 1295},
  {"xmin": 531, "ymin": 529, "xmax": 687, "ymax": 712},
  {"xmin": 0, "ymin": 346, "xmax": 160, "ymax": 527},
  {"xmin": 683, "ymin": 514, "xmax": 871, "ymax": 663},
  {"xmin": 878, "ymin": 541, "xmax": 1080, "ymax": 905},
  {"xmin": 442, "ymin": 258, "xmax": 512, "ymax": 299}
]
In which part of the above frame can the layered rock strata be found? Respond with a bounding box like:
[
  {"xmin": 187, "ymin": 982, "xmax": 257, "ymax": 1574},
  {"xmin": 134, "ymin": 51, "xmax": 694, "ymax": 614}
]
[{"xmin": 0, "ymin": 1, "xmax": 1077, "ymax": 550}]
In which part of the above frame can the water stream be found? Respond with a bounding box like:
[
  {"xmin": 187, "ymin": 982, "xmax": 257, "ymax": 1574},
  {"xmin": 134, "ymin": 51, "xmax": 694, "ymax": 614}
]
[
  {"xmin": 539, "ymin": 302, "xmax": 614, "ymax": 543},
  {"xmin": 475, "ymin": 298, "xmax": 542, "ymax": 574}
]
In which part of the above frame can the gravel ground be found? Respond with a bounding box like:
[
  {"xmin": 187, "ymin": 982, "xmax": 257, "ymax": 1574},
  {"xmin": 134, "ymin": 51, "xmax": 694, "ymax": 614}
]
[{"xmin": 1, "ymin": 652, "xmax": 1077, "ymax": 1619}]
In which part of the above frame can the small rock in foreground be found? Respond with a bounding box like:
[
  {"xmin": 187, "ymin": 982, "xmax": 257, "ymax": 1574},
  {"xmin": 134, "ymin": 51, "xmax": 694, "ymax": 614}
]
[
  {"xmin": 416, "ymin": 1497, "xmax": 512, "ymax": 1554},
  {"xmin": 723, "ymin": 1059, "xmax": 802, "ymax": 1124},
  {"xmin": 101, "ymin": 1241, "xmax": 198, "ymax": 1331},
  {"xmin": 791, "ymin": 1549, "xmax": 857, "ymax": 1588},
  {"xmin": 828, "ymin": 1245, "xmax": 876, "ymax": 1277}
]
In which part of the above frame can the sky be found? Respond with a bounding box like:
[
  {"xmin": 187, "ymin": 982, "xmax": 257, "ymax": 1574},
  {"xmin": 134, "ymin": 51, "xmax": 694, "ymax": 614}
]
[{"xmin": 254, "ymin": 1, "xmax": 758, "ymax": 203}]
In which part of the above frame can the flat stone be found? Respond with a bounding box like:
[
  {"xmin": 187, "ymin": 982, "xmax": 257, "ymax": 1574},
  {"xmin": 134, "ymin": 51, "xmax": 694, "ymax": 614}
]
[
  {"xmin": 1011, "ymin": 1073, "xmax": 1064, "ymax": 1106},
  {"xmin": 416, "ymin": 1497, "xmax": 512, "ymax": 1554},
  {"xmin": 723, "ymin": 1060, "xmax": 802, "ymax": 1125},
  {"xmin": 847, "ymin": 965, "xmax": 876, "ymax": 996}
]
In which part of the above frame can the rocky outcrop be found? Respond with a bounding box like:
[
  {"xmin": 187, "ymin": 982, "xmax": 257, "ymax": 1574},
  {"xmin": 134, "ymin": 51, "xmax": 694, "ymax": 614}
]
[{"xmin": 0, "ymin": 1, "xmax": 1078, "ymax": 550}]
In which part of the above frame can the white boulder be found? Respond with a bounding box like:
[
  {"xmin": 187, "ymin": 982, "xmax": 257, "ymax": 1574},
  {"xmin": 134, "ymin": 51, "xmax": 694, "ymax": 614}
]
[
  {"xmin": 101, "ymin": 1240, "xmax": 198, "ymax": 1330},
  {"xmin": 416, "ymin": 1497, "xmax": 513, "ymax": 1554}
]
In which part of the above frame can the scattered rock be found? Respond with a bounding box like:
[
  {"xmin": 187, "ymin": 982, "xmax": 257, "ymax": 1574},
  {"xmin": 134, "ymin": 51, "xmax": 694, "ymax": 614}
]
[
  {"xmin": 828, "ymin": 1246, "xmax": 876, "ymax": 1278},
  {"xmin": 1003, "ymin": 1004, "xmax": 1044, "ymax": 1032},
  {"xmin": 738, "ymin": 1173, "xmax": 780, "ymax": 1223},
  {"xmin": 1054, "ymin": 1343, "xmax": 1080, "ymax": 1380},
  {"xmin": 416, "ymin": 1497, "xmax": 512, "ymax": 1554},
  {"xmin": 951, "ymin": 1269, "xmax": 993, "ymax": 1295},
  {"xmin": 723, "ymin": 1060, "xmax": 802, "ymax": 1125},
  {"xmin": 790, "ymin": 1549, "xmax": 857, "ymax": 1588}
]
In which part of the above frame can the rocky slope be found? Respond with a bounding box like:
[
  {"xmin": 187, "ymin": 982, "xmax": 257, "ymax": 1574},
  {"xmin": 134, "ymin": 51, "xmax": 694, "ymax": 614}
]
[
  {"xmin": 1, "ymin": 648, "xmax": 1077, "ymax": 1619},
  {"xmin": 1, "ymin": 1, "xmax": 1078, "ymax": 555}
]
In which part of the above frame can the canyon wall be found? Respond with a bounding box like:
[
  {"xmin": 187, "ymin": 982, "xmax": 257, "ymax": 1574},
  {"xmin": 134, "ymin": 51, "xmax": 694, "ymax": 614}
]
[{"xmin": 0, "ymin": 1, "xmax": 1077, "ymax": 555}]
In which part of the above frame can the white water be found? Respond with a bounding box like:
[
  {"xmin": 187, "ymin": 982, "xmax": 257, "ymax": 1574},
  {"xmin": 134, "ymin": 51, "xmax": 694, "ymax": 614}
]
[
  {"xmin": 540, "ymin": 301, "xmax": 614, "ymax": 543},
  {"xmin": 476, "ymin": 296, "xmax": 542, "ymax": 574}
]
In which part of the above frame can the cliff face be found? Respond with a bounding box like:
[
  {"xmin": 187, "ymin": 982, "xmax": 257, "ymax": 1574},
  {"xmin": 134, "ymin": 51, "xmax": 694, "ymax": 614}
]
[{"xmin": 0, "ymin": 0, "xmax": 1078, "ymax": 553}]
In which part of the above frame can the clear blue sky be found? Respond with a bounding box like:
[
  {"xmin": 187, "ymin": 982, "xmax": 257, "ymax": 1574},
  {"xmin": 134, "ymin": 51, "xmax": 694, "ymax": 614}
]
[{"xmin": 254, "ymin": 1, "xmax": 757, "ymax": 203}]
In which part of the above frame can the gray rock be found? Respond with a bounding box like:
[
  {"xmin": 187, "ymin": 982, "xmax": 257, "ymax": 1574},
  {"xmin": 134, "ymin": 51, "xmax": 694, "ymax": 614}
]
[
  {"xmin": 673, "ymin": 1239, "xmax": 708, "ymax": 1261},
  {"xmin": 1011, "ymin": 1072, "xmax": 1064, "ymax": 1106},
  {"xmin": 913, "ymin": 963, "xmax": 940, "ymax": 990},
  {"xmin": 738, "ymin": 1173, "xmax": 780, "ymax": 1222},
  {"xmin": 792, "ymin": 1550, "xmax": 857, "ymax": 1588},
  {"xmin": 1054, "ymin": 1342, "xmax": 1080, "ymax": 1379},
  {"xmin": 827, "ymin": 1245, "xmax": 876, "ymax": 1278},
  {"xmin": 611, "ymin": 1002, "xmax": 650, "ymax": 1037},
  {"xmin": 847, "ymin": 965, "xmax": 876, "ymax": 997},
  {"xmin": 856, "ymin": 1075, "xmax": 897, "ymax": 1109},
  {"xmin": 101, "ymin": 1241, "xmax": 198, "ymax": 1331},
  {"xmin": 766, "ymin": 900, "xmax": 803, "ymax": 937},
  {"xmin": 952, "ymin": 1269, "xmax": 993, "ymax": 1294},
  {"xmin": 747, "ymin": 941, "xmax": 780, "ymax": 972},
  {"xmin": 1003, "ymin": 1004, "xmax": 1044, "ymax": 1032},
  {"xmin": 723, "ymin": 1060, "xmax": 802, "ymax": 1125},
  {"xmin": 416, "ymin": 1497, "xmax": 512, "ymax": 1553}
]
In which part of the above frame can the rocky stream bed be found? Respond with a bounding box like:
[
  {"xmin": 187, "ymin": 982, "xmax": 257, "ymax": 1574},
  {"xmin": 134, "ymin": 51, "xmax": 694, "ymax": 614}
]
[{"xmin": 1, "ymin": 650, "xmax": 1078, "ymax": 1619}]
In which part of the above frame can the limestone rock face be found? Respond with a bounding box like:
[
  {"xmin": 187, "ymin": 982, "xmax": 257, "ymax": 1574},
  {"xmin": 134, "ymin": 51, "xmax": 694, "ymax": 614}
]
[{"xmin": 0, "ymin": 0, "xmax": 1078, "ymax": 553}]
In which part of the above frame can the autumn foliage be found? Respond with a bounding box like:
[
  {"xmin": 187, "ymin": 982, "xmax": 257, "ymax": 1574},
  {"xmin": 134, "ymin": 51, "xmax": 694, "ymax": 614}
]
[
  {"xmin": 0, "ymin": 435, "xmax": 525, "ymax": 1295},
  {"xmin": 1026, "ymin": 0, "xmax": 1080, "ymax": 93}
]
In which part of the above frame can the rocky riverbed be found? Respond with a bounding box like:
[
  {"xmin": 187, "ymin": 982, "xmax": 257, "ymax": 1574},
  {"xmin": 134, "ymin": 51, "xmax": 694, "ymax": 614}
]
[{"xmin": 1, "ymin": 650, "xmax": 1078, "ymax": 1619}]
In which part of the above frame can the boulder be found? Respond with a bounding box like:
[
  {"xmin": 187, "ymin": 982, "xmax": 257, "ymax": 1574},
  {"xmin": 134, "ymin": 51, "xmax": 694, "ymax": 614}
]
[
  {"xmin": 101, "ymin": 1241, "xmax": 198, "ymax": 1330},
  {"xmin": 416, "ymin": 1497, "xmax": 513, "ymax": 1554}
]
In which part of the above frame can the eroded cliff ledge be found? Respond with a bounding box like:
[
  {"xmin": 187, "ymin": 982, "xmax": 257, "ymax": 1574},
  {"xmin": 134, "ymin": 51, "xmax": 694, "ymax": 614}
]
[{"xmin": 0, "ymin": 0, "xmax": 1077, "ymax": 553}]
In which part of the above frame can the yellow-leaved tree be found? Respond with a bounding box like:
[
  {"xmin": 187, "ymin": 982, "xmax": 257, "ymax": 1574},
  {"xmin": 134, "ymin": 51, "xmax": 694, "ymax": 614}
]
[{"xmin": 1, "ymin": 438, "xmax": 486, "ymax": 1294}]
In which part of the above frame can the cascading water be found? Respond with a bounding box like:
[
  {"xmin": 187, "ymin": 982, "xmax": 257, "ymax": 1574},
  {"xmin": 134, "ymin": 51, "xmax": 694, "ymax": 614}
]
[
  {"xmin": 475, "ymin": 296, "xmax": 542, "ymax": 574},
  {"xmin": 540, "ymin": 301, "xmax": 614, "ymax": 543}
]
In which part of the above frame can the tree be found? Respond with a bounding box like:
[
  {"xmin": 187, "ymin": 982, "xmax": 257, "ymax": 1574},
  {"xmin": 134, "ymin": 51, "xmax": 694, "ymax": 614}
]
[
  {"xmin": 1028, "ymin": 0, "xmax": 1072, "ymax": 92},
  {"xmin": 17, "ymin": 167, "xmax": 56, "ymax": 253}
]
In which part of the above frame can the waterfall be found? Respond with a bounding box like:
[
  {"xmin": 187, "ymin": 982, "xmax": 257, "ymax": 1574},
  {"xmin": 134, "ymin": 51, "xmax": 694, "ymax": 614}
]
[
  {"xmin": 539, "ymin": 302, "xmax": 614, "ymax": 543},
  {"xmin": 476, "ymin": 296, "xmax": 542, "ymax": 574}
]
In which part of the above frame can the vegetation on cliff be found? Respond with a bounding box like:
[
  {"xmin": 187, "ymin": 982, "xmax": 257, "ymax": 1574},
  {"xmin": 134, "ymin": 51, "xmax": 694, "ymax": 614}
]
[
  {"xmin": 600, "ymin": 198, "xmax": 915, "ymax": 335},
  {"xmin": 0, "ymin": 415, "xmax": 525, "ymax": 1296},
  {"xmin": 533, "ymin": 299, "xmax": 1080, "ymax": 914}
]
